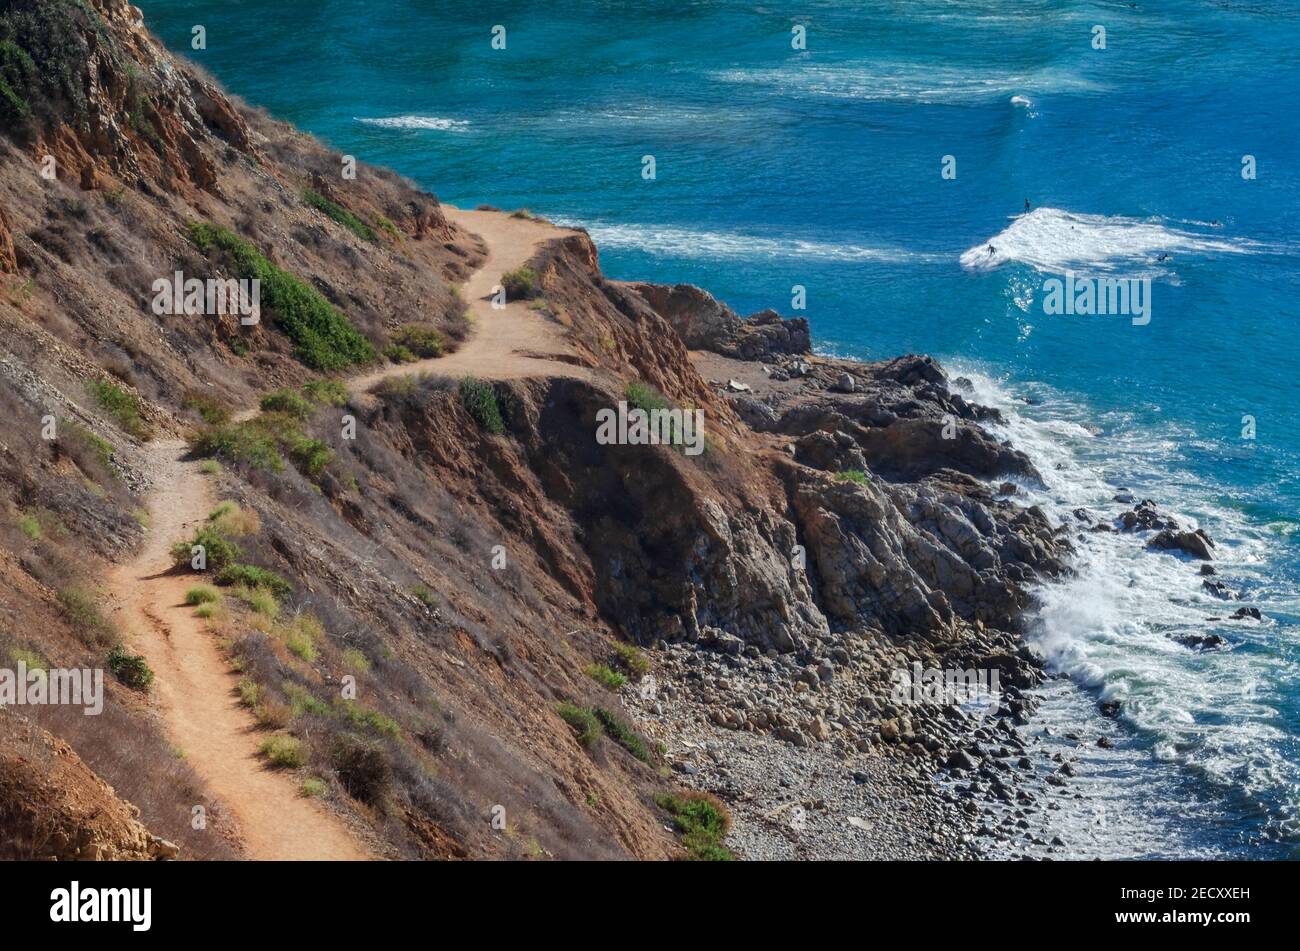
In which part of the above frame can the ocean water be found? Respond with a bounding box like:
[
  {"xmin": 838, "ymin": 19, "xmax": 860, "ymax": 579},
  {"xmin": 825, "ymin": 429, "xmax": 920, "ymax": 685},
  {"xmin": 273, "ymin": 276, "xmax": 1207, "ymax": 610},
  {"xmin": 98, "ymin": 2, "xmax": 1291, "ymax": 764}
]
[{"xmin": 139, "ymin": 0, "xmax": 1300, "ymax": 858}]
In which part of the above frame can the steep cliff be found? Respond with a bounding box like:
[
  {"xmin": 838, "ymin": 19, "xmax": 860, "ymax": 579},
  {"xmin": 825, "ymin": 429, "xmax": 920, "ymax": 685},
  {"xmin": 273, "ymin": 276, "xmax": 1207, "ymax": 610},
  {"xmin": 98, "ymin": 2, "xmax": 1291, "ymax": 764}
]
[{"xmin": 0, "ymin": 0, "xmax": 1069, "ymax": 860}]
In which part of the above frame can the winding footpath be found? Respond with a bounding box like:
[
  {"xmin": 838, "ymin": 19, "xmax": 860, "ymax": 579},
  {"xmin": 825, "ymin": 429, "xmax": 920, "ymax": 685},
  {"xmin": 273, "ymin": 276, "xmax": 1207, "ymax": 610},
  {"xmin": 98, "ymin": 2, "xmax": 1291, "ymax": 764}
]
[{"xmin": 107, "ymin": 207, "xmax": 584, "ymax": 860}]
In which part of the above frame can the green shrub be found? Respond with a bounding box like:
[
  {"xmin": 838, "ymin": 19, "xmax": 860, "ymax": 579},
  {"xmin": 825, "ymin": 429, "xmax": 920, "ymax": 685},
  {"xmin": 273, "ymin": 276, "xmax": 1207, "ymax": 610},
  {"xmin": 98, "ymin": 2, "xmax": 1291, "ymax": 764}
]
[
  {"xmin": 185, "ymin": 586, "xmax": 219, "ymax": 606},
  {"xmin": 193, "ymin": 421, "xmax": 284, "ymax": 472},
  {"xmin": 284, "ymin": 681, "xmax": 330, "ymax": 718},
  {"xmin": 389, "ymin": 324, "xmax": 445, "ymax": 359},
  {"xmin": 234, "ymin": 584, "xmax": 280, "ymax": 619},
  {"xmin": 300, "ymin": 777, "xmax": 328, "ymax": 798},
  {"xmin": 8, "ymin": 646, "xmax": 46, "ymax": 671},
  {"xmin": 59, "ymin": 419, "xmax": 114, "ymax": 472},
  {"xmin": 301, "ymin": 188, "xmax": 376, "ymax": 242},
  {"xmin": 199, "ymin": 460, "xmax": 223, "ymax": 476},
  {"xmin": 501, "ymin": 267, "xmax": 540, "ymax": 300},
  {"xmin": 259, "ymin": 734, "xmax": 306, "ymax": 768},
  {"xmin": 171, "ymin": 525, "xmax": 242, "ymax": 573},
  {"xmin": 584, "ymin": 663, "xmax": 627, "ymax": 690},
  {"xmin": 836, "ymin": 469, "xmax": 868, "ymax": 485},
  {"xmin": 285, "ymin": 433, "xmax": 334, "ymax": 478},
  {"xmin": 411, "ymin": 585, "xmax": 438, "ymax": 609},
  {"xmin": 259, "ymin": 388, "xmax": 313, "ymax": 420},
  {"xmin": 337, "ymin": 701, "xmax": 401, "ymax": 738},
  {"xmin": 624, "ymin": 381, "xmax": 672, "ymax": 415},
  {"xmin": 459, "ymin": 377, "xmax": 504, "ymax": 435},
  {"xmin": 383, "ymin": 343, "xmax": 417, "ymax": 364},
  {"xmin": 107, "ymin": 645, "xmax": 154, "ymax": 691},
  {"xmin": 342, "ymin": 648, "xmax": 371, "ymax": 674},
  {"xmin": 87, "ymin": 380, "xmax": 152, "ymax": 440},
  {"xmin": 217, "ymin": 563, "xmax": 291, "ymax": 598},
  {"xmin": 182, "ymin": 392, "xmax": 231, "ymax": 425},
  {"xmin": 656, "ymin": 792, "xmax": 733, "ymax": 861},
  {"xmin": 193, "ymin": 412, "xmax": 333, "ymax": 481},
  {"xmin": 188, "ymin": 222, "xmax": 375, "ymax": 370},
  {"xmin": 17, "ymin": 512, "xmax": 40, "ymax": 540},
  {"xmin": 556, "ymin": 702, "xmax": 603, "ymax": 749},
  {"xmin": 237, "ymin": 678, "xmax": 260, "ymax": 707},
  {"xmin": 302, "ymin": 378, "xmax": 349, "ymax": 407},
  {"xmin": 612, "ymin": 642, "xmax": 650, "ymax": 680},
  {"xmin": 593, "ymin": 707, "xmax": 651, "ymax": 762}
]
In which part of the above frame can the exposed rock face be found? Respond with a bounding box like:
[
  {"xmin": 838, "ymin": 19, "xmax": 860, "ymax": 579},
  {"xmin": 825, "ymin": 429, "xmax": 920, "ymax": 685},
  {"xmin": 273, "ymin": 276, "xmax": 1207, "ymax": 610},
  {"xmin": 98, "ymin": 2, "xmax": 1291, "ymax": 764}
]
[
  {"xmin": 790, "ymin": 468, "xmax": 1063, "ymax": 635},
  {"xmin": 0, "ymin": 0, "xmax": 257, "ymax": 196},
  {"xmin": 0, "ymin": 712, "xmax": 177, "ymax": 860},
  {"xmin": 774, "ymin": 355, "xmax": 1038, "ymax": 483},
  {"xmin": 1149, "ymin": 528, "xmax": 1214, "ymax": 560},
  {"xmin": 628, "ymin": 282, "xmax": 811, "ymax": 360}
]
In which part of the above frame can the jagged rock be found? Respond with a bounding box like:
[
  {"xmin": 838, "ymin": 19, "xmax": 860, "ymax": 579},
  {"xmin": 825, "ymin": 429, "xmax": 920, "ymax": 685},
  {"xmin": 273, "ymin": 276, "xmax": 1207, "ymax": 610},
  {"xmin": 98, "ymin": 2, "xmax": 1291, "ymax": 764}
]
[
  {"xmin": 1174, "ymin": 633, "xmax": 1227, "ymax": 650},
  {"xmin": 1230, "ymin": 607, "xmax": 1262, "ymax": 621},
  {"xmin": 1148, "ymin": 528, "xmax": 1214, "ymax": 560},
  {"xmin": 1201, "ymin": 579, "xmax": 1237, "ymax": 600},
  {"xmin": 627, "ymin": 283, "xmax": 811, "ymax": 360}
]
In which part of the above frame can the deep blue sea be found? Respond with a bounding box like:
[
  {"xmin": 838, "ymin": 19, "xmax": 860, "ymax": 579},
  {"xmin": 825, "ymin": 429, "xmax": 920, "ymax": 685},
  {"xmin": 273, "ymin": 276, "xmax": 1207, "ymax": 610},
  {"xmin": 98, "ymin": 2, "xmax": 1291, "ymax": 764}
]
[{"xmin": 140, "ymin": 0, "xmax": 1300, "ymax": 858}]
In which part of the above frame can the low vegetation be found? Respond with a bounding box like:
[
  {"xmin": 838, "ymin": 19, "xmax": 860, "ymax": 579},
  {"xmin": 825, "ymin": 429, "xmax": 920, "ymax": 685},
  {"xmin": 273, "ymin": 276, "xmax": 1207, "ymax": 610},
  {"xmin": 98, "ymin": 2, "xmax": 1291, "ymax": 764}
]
[
  {"xmin": 459, "ymin": 377, "xmax": 505, "ymax": 435},
  {"xmin": 656, "ymin": 792, "xmax": 733, "ymax": 861},
  {"xmin": 611, "ymin": 642, "xmax": 650, "ymax": 680},
  {"xmin": 584, "ymin": 663, "xmax": 627, "ymax": 690},
  {"xmin": 384, "ymin": 324, "xmax": 446, "ymax": 363},
  {"xmin": 57, "ymin": 588, "xmax": 117, "ymax": 648},
  {"xmin": 593, "ymin": 707, "xmax": 652, "ymax": 763},
  {"xmin": 259, "ymin": 734, "xmax": 306, "ymax": 769},
  {"xmin": 556, "ymin": 702, "xmax": 603, "ymax": 749},
  {"xmin": 302, "ymin": 187, "xmax": 376, "ymax": 242},
  {"xmin": 259, "ymin": 388, "xmax": 313, "ymax": 420},
  {"xmin": 836, "ymin": 469, "xmax": 868, "ymax": 485},
  {"xmin": 501, "ymin": 266, "xmax": 540, "ymax": 300},
  {"xmin": 86, "ymin": 380, "xmax": 152, "ymax": 440},
  {"xmin": 182, "ymin": 391, "xmax": 231, "ymax": 425},
  {"xmin": 188, "ymin": 221, "xmax": 375, "ymax": 371},
  {"xmin": 184, "ymin": 585, "xmax": 219, "ymax": 606},
  {"xmin": 107, "ymin": 645, "xmax": 154, "ymax": 691}
]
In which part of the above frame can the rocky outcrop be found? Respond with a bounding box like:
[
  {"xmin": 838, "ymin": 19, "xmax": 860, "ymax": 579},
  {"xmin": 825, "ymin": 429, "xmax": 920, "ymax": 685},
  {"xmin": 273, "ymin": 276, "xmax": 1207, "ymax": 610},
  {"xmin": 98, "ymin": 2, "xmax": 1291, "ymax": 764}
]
[
  {"xmin": 1149, "ymin": 528, "xmax": 1214, "ymax": 560},
  {"xmin": 774, "ymin": 356, "xmax": 1039, "ymax": 483},
  {"xmin": 0, "ymin": 712, "xmax": 178, "ymax": 860},
  {"xmin": 628, "ymin": 282, "xmax": 811, "ymax": 360},
  {"xmin": 0, "ymin": 0, "xmax": 257, "ymax": 196}
]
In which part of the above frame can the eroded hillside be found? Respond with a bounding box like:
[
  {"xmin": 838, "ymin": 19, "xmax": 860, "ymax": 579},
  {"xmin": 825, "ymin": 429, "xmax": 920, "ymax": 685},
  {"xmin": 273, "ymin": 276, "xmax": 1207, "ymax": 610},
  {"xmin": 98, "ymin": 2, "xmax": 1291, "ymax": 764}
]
[{"xmin": 0, "ymin": 0, "xmax": 1069, "ymax": 861}]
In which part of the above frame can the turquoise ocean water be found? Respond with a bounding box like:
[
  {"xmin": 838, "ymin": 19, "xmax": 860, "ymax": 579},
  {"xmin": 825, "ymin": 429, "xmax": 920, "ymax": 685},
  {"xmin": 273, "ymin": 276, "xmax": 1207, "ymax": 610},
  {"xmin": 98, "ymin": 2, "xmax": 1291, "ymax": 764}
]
[{"xmin": 140, "ymin": 0, "xmax": 1300, "ymax": 857}]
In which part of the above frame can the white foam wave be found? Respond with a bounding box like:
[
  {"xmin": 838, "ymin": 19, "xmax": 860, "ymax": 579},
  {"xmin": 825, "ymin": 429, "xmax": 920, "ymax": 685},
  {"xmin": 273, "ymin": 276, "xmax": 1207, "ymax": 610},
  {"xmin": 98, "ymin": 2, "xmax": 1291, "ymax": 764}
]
[
  {"xmin": 952, "ymin": 365, "xmax": 1300, "ymax": 849},
  {"xmin": 354, "ymin": 115, "xmax": 470, "ymax": 131},
  {"xmin": 960, "ymin": 207, "xmax": 1257, "ymax": 274},
  {"xmin": 555, "ymin": 219, "xmax": 941, "ymax": 265},
  {"xmin": 712, "ymin": 63, "xmax": 1101, "ymax": 104}
]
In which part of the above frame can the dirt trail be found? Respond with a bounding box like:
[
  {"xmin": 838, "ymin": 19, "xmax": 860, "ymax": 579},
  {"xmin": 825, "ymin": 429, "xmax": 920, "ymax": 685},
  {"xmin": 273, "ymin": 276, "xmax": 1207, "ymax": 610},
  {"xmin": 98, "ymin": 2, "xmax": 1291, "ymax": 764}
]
[
  {"xmin": 109, "ymin": 208, "xmax": 587, "ymax": 859},
  {"xmin": 109, "ymin": 440, "xmax": 371, "ymax": 860},
  {"xmin": 347, "ymin": 207, "xmax": 592, "ymax": 393}
]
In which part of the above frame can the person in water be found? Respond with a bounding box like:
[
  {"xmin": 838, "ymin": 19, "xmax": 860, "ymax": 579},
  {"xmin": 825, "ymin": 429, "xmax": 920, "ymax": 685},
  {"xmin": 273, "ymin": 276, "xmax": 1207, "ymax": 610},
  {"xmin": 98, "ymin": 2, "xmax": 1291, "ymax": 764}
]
[
  {"xmin": 1024, "ymin": 198, "xmax": 1031, "ymax": 213},
  {"xmin": 988, "ymin": 244, "xmax": 996, "ymax": 256}
]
